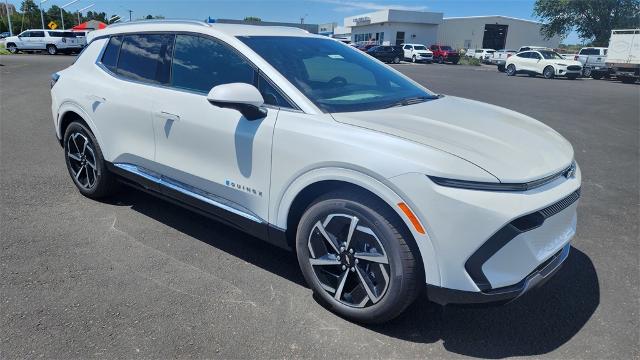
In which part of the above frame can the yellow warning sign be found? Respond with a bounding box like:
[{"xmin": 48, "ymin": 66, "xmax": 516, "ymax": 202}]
[{"xmin": 48, "ymin": 21, "xmax": 58, "ymax": 30}]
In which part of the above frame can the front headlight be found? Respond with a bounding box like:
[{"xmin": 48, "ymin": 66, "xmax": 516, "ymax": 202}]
[{"xmin": 555, "ymin": 63, "xmax": 568, "ymax": 66}]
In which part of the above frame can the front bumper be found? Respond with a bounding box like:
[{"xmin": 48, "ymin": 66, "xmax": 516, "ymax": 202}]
[
  {"xmin": 415, "ymin": 54, "xmax": 433, "ymax": 62},
  {"xmin": 427, "ymin": 243, "xmax": 570, "ymax": 305}
]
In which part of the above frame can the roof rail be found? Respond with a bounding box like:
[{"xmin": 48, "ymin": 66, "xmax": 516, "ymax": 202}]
[{"xmin": 109, "ymin": 19, "xmax": 210, "ymax": 28}]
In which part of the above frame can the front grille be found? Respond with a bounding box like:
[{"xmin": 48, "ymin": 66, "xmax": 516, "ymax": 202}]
[
  {"xmin": 539, "ymin": 188, "xmax": 581, "ymax": 218},
  {"xmin": 567, "ymin": 65, "xmax": 581, "ymax": 71}
]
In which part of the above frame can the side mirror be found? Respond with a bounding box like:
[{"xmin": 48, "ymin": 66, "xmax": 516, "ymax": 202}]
[{"xmin": 207, "ymin": 83, "xmax": 267, "ymax": 121}]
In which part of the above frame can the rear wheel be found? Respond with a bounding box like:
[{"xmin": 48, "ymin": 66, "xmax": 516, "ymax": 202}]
[
  {"xmin": 506, "ymin": 64, "xmax": 516, "ymax": 76},
  {"xmin": 63, "ymin": 122, "xmax": 119, "ymax": 198},
  {"xmin": 583, "ymin": 68, "xmax": 592, "ymax": 77},
  {"xmin": 393, "ymin": 56, "xmax": 400, "ymax": 64},
  {"xmin": 296, "ymin": 191, "xmax": 422, "ymax": 323},
  {"xmin": 543, "ymin": 66, "xmax": 555, "ymax": 79},
  {"xmin": 46, "ymin": 44, "xmax": 57, "ymax": 55},
  {"xmin": 437, "ymin": 56, "xmax": 444, "ymax": 64}
]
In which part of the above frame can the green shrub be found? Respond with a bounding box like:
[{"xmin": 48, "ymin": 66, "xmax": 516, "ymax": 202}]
[{"xmin": 459, "ymin": 57, "xmax": 482, "ymax": 66}]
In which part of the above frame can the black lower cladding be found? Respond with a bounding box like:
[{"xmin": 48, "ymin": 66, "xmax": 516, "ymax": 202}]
[
  {"xmin": 106, "ymin": 163, "xmax": 290, "ymax": 250},
  {"xmin": 429, "ymin": 243, "xmax": 570, "ymax": 305},
  {"xmin": 465, "ymin": 188, "xmax": 581, "ymax": 291}
]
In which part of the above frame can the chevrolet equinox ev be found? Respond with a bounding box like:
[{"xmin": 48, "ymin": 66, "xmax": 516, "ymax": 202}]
[{"xmin": 50, "ymin": 20, "xmax": 581, "ymax": 323}]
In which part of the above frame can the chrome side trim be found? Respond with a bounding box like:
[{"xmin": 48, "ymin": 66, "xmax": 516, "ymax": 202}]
[{"xmin": 113, "ymin": 163, "xmax": 263, "ymax": 224}]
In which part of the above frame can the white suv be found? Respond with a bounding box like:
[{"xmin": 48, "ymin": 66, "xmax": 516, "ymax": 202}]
[
  {"xmin": 402, "ymin": 43, "xmax": 433, "ymax": 63},
  {"xmin": 51, "ymin": 21, "xmax": 581, "ymax": 323},
  {"xmin": 5, "ymin": 29, "xmax": 83, "ymax": 55}
]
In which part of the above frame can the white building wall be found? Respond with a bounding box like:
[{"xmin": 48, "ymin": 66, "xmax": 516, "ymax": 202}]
[
  {"xmin": 437, "ymin": 16, "xmax": 561, "ymax": 50},
  {"xmin": 350, "ymin": 22, "xmax": 438, "ymax": 45}
]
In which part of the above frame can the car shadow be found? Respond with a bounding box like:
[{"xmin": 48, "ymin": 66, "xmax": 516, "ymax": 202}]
[{"xmin": 106, "ymin": 186, "xmax": 599, "ymax": 357}]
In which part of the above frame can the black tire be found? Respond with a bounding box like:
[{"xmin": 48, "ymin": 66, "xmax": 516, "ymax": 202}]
[
  {"xmin": 6, "ymin": 43, "xmax": 18, "ymax": 53},
  {"xmin": 451, "ymin": 59, "xmax": 459, "ymax": 65},
  {"xmin": 497, "ymin": 64, "xmax": 505, "ymax": 72},
  {"xmin": 543, "ymin": 66, "xmax": 555, "ymax": 79},
  {"xmin": 63, "ymin": 122, "xmax": 119, "ymax": 198},
  {"xmin": 506, "ymin": 64, "xmax": 516, "ymax": 76},
  {"xmin": 393, "ymin": 56, "xmax": 400, "ymax": 64},
  {"xmin": 437, "ymin": 56, "xmax": 444, "ymax": 64},
  {"xmin": 412, "ymin": 55, "xmax": 416, "ymax": 63},
  {"xmin": 591, "ymin": 73, "xmax": 603, "ymax": 80},
  {"xmin": 46, "ymin": 44, "xmax": 57, "ymax": 55},
  {"xmin": 620, "ymin": 76, "xmax": 637, "ymax": 84},
  {"xmin": 296, "ymin": 190, "xmax": 422, "ymax": 324},
  {"xmin": 583, "ymin": 68, "xmax": 592, "ymax": 77}
]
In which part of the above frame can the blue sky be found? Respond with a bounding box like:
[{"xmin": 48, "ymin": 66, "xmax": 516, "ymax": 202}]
[{"xmin": 10, "ymin": 0, "xmax": 582, "ymax": 43}]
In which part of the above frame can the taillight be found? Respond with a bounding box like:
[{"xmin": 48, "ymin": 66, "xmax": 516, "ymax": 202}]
[{"xmin": 50, "ymin": 73, "xmax": 60, "ymax": 89}]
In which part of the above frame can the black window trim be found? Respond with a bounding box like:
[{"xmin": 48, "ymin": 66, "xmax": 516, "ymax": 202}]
[{"xmin": 93, "ymin": 31, "xmax": 301, "ymax": 112}]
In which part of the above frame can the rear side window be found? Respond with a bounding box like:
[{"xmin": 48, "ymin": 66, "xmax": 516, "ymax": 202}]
[
  {"xmin": 171, "ymin": 34, "xmax": 254, "ymax": 93},
  {"xmin": 117, "ymin": 34, "xmax": 174, "ymax": 84},
  {"xmin": 101, "ymin": 36, "xmax": 122, "ymax": 72}
]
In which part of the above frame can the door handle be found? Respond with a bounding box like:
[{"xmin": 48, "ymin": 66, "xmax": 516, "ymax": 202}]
[
  {"xmin": 87, "ymin": 94, "xmax": 107, "ymax": 103},
  {"xmin": 157, "ymin": 111, "xmax": 180, "ymax": 122}
]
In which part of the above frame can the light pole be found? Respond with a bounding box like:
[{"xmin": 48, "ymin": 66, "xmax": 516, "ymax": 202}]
[
  {"xmin": 4, "ymin": 0, "xmax": 13, "ymax": 35},
  {"xmin": 60, "ymin": 0, "xmax": 81, "ymax": 30},
  {"xmin": 39, "ymin": 0, "xmax": 48, "ymax": 29},
  {"xmin": 76, "ymin": 3, "xmax": 94, "ymax": 25}
]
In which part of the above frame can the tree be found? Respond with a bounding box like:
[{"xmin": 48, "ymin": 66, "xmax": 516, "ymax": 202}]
[
  {"xmin": 244, "ymin": 16, "xmax": 261, "ymax": 22},
  {"xmin": 534, "ymin": 0, "xmax": 640, "ymax": 46}
]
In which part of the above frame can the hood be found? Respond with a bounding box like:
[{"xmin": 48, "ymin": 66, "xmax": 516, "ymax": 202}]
[{"xmin": 331, "ymin": 96, "xmax": 574, "ymax": 183}]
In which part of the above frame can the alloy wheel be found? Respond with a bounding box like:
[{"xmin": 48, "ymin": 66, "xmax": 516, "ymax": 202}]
[
  {"xmin": 66, "ymin": 132, "xmax": 99, "ymax": 190},
  {"xmin": 307, "ymin": 214, "xmax": 390, "ymax": 308},
  {"xmin": 7, "ymin": 44, "xmax": 17, "ymax": 53}
]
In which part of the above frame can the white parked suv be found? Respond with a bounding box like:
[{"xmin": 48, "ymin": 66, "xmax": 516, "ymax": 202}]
[
  {"xmin": 5, "ymin": 29, "xmax": 83, "ymax": 54},
  {"xmin": 472, "ymin": 48, "xmax": 496, "ymax": 63},
  {"xmin": 51, "ymin": 20, "xmax": 581, "ymax": 323},
  {"xmin": 506, "ymin": 49, "xmax": 583, "ymax": 79},
  {"xmin": 401, "ymin": 43, "xmax": 433, "ymax": 63}
]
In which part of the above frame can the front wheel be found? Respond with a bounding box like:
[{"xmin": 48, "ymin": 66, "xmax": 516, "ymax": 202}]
[
  {"xmin": 583, "ymin": 68, "xmax": 592, "ymax": 77},
  {"xmin": 296, "ymin": 191, "xmax": 422, "ymax": 323},
  {"xmin": 46, "ymin": 44, "xmax": 57, "ymax": 55},
  {"xmin": 543, "ymin": 66, "xmax": 555, "ymax": 79},
  {"xmin": 63, "ymin": 122, "xmax": 119, "ymax": 198},
  {"xmin": 506, "ymin": 64, "xmax": 516, "ymax": 76},
  {"xmin": 437, "ymin": 56, "xmax": 444, "ymax": 64},
  {"xmin": 6, "ymin": 43, "xmax": 18, "ymax": 53},
  {"xmin": 411, "ymin": 55, "xmax": 416, "ymax": 63}
]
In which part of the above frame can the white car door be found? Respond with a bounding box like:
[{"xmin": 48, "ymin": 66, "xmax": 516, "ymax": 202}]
[
  {"xmin": 29, "ymin": 30, "xmax": 46, "ymax": 50},
  {"xmin": 147, "ymin": 34, "xmax": 281, "ymax": 224},
  {"xmin": 403, "ymin": 45, "xmax": 412, "ymax": 59},
  {"xmin": 529, "ymin": 51, "xmax": 545, "ymax": 73},
  {"xmin": 15, "ymin": 31, "xmax": 30, "ymax": 48},
  {"xmin": 90, "ymin": 35, "xmax": 169, "ymax": 168}
]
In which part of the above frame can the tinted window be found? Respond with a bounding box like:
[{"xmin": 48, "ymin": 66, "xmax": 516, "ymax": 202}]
[
  {"xmin": 539, "ymin": 50, "xmax": 563, "ymax": 59},
  {"xmin": 19, "ymin": 31, "xmax": 30, "ymax": 37},
  {"xmin": 171, "ymin": 34, "xmax": 254, "ymax": 93},
  {"xmin": 101, "ymin": 36, "xmax": 122, "ymax": 72},
  {"xmin": 404, "ymin": 45, "xmax": 412, "ymax": 50},
  {"xmin": 516, "ymin": 52, "xmax": 528, "ymax": 58},
  {"xmin": 31, "ymin": 31, "xmax": 44, "ymax": 37},
  {"xmin": 258, "ymin": 74, "xmax": 292, "ymax": 108},
  {"xmin": 117, "ymin": 34, "xmax": 174, "ymax": 84},
  {"xmin": 239, "ymin": 36, "xmax": 437, "ymax": 113}
]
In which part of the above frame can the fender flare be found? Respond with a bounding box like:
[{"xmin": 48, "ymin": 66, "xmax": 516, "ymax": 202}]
[
  {"xmin": 56, "ymin": 101, "xmax": 103, "ymax": 146},
  {"xmin": 273, "ymin": 167, "xmax": 441, "ymax": 286}
]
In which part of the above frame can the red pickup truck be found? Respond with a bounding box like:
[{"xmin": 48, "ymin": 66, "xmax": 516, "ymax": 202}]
[{"xmin": 430, "ymin": 44, "xmax": 460, "ymax": 64}]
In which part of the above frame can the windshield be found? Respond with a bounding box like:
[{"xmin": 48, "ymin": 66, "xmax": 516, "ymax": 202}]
[
  {"xmin": 539, "ymin": 50, "xmax": 564, "ymax": 60},
  {"xmin": 239, "ymin": 36, "xmax": 437, "ymax": 113},
  {"xmin": 413, "ymin": 45, "xmax": 427, "ymax": 50}
]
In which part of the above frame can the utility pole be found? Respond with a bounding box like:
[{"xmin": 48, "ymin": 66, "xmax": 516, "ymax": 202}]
[
  {"xmin": 39, "ymin": 0, "xmax": 48, "ymax": 29},
  {"xmin": 60, "ymin": 0, "xmax": 80, "ymax": 30},
  {"xmin": 77, "ymin": 3, "xmax": 94, "ymax": 25},
  {"xmin": 4, "ymin": 0, "xmax": 13, "ymax": 35},
  {"xmin": 128, "ymin": 9, "xmax": 132, "ymax": 21}
]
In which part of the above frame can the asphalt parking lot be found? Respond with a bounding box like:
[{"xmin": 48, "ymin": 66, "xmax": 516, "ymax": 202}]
[{"xmin": 1, "ymin": 54, "xmax": 638, "ymax": 359}]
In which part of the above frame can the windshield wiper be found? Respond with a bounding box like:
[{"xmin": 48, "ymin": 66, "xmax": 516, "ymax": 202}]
[{"xmin": 384, "ymin": 95, "xmax": 438, "ymax": 108}]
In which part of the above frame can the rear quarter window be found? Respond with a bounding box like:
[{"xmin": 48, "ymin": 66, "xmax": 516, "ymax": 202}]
[{"xmin": 101, "ymin": 36, "xmax": 123, "ymax": 72}]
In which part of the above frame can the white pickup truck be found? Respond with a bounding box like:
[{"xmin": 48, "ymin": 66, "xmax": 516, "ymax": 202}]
[
  {"xmin": 574, "ymin": 47, "xmax": 609, "ymax": 79},
  {"xmin": 491, "ymin": 49, "xmax": 517, "ymax": 72},
  {"xmin": 606, "ymin": 29, "xmax": 640, "ymax": 84}
]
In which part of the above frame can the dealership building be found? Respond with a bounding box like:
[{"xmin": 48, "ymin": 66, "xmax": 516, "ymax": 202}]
[{"xmin": 342, "ymin": 9, "xmax": 561, "ymax": 50}]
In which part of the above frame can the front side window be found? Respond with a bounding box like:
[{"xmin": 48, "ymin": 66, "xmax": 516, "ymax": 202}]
[
  {"xmin": 171, "ymin": 34, "xmax": 254, "ymax": 93},
  {"xmin": 239, "ymin": 36, "xmax": 437, "ymax": 113},
  {"xmin": 539, "ymin": 50, "xmax": 563, "ymax": 60},
  {"xmin": 30, "ymin": 31, "xmax": 44, "ymax": 37},
  {"xmin": 19, "ymin": 31, "xmax": 30, "ymax": 37},
  {"xmin": 116, "ymin": 34, "xmax": 174, "ymax": 84}
]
